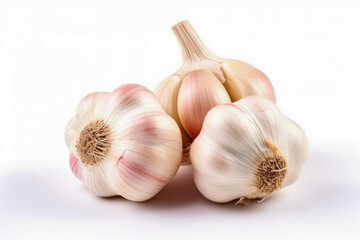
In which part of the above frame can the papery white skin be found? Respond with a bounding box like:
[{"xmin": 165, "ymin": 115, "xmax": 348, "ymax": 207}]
[
  {"xmin": 65, "ymin": 84, "xmax": 182, "ymax": 201},
  {"xmin": 155, "ymin": 21, "xmax": 275, "ymax": 163},
  {"xmin": 190, "ymin": 96, "xmax": 308, "ymax": 203}
]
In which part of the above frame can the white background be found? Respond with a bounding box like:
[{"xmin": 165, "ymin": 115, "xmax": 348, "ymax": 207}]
[{"xmin": 1, "ymin": 0, "xmax": 360, "ymax": 239}]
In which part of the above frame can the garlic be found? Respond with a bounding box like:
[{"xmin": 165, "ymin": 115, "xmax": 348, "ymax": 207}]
[
  {"xmin": 190, "ymin": 96, "xmax": 308, "ymax": 204},
  {"xmin": 155, "ymin": 21, "xmax": 275, "ymax": 163},
  {"xmin": 64, "ymin": 84, "xmax": 182, "ymax": 201}
]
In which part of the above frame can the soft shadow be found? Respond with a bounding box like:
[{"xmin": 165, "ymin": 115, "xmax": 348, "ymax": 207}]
[
  {"xmin": 142, "ymin": 166, "xmax": 206, "ymax": 208},
  {"xmin": 271, "ymin": 144, "xmax": 360, "ymax": 213},
  {"xmin": 1, "ymin": 166, "xmax": 272, "ymax": 220},
  {"xmin": 136, "ymin": 165, "xmax": 283, "ymax": 212},
  {"xmin": 103, "ymin": 165, "xmax": 208, "ymax": 210},
  {"xmin": 3, "ymin": 144, "xmax": 353, "ymax": 217},
  {"xmin": 0, "ymin": 167, "xmax": 114, "ymax": 219}
]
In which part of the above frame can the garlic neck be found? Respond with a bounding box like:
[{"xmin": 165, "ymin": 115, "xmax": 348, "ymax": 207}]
[
  {"xmin": 172, "ymin": 21, "xmax": 213, "ymax": 62},
  {"xmin": 76, "ymin": 120, "xmax": 112, "ymax": 166},
  {"xmin": 172, "ymin": 21, "xmax": 225, "ymax": 82}
]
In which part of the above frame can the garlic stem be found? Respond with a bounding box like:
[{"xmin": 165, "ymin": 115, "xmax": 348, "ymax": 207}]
[
  {"xmin": 172, "ymin": 21, "xmax": 213, "ymax": 62},
  {"xmin": 172, "ymin": 21, "xmax": 225, "ymax": 82}
]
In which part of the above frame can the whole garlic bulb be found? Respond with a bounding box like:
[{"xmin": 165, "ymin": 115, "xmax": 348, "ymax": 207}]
[
  {"xmin": 64, "ymin": 84, "xmax": 182, "ymax": 201},
  {"xmin": 190, "ymin": 96, "xmax": 308, "ymax": 204},
  {"xmin": 155, "ymin": 21, "xmax": 275, "ymax": 162}
]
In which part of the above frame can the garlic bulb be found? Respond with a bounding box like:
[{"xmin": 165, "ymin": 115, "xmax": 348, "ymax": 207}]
[
  {"xmin": 64, "ymin": 84, "xmax": 182, "ymax": 201},
  {"xmin": 155, "ymin": 21, "xmax": 275, "ymax": 162},
  {"xmin": 190, "ymin": 96, "xmax": 308, "ymax": 204}
]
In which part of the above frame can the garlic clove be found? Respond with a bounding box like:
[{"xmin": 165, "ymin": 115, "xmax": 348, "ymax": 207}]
[
  {"xmin": 190, "ymin": 96, "xmax": 308, "ymax": 203},
  {"xmin": 76, "ymin": 92, "xmax": 110, "ymax": 122},
  {"xmin": 65, "ymin": 84, "xmax": 182, "ymax": 201},
  {"xmin": 177, "ymin": 69, "xmax": 231, "ymax": 139},
  {"xmin": 109, "ymin": 111, "xmax": 183, "ymax": 201},
  {"xmin": 83, "ymin": 160, "xmax": 117, "ymax": 197},
  {"xmin": 222, "ymin": 60, "xmax": 276, "ymax": 102},
  {"xmin": 65, "ymin": 116, "xmax": 77, "ymax": 150},
  {"xmin": 113, "ymin": 141, "xmax": 177, "ymax": 201},
  {"xmin": 154, "ymin": 75, "xmax": 192, "ymax": 147},
  {"xmin": 154, "ymin": 75, "xmax": 193, "ymax": 164},
  {"xmin": 281, "ymin": 119, "xmax": 309, "ymax": 187}
]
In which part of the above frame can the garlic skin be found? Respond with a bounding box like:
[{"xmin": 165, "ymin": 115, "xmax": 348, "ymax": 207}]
[
  {"xmin": 155, "ymin": 21, "xmax": 275, "ymax": 162},
  {"xmin": 177, "ymin": 69, "xmax": 231, "ymax": 139},
  {"xmin": 190, "ymin": 96, "xmax": 308, "ymax": 204},
  {"xmin": 65, "ymin": 84, "xmax": 182, "ymax": 201}
]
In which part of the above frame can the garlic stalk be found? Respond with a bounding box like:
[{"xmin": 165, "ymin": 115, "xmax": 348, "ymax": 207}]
[
  {"xmin": 155, "ymin": 21, "xmax": 275, "ymax": 163},
  {"xmin": 190, "ymin": 96, "xmax": 308, "ymax": 204},
  {"xmin": 65, "ymin": 84, "xmax": 182, "ymax": 201}
]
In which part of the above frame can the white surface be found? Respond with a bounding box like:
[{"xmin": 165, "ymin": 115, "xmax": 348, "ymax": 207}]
[{"xmin": 1, "ymin": 0, "xmax": 360, "ymax": 239}]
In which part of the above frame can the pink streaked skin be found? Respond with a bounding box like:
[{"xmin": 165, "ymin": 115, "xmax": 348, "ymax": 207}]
[
  {"xmin": 254, "ymin": 69, "xmax": 276, "ymax": 103},
  {"xmin": 130, "ymin": 112, "xmax": 164, "ymax": 135},
  {"xmin": 69, "ymin": 153, "xmax": 82, "ymax": 180},
  {"xmin": 222, "ymin": 60, "xmax": 276, "ymax": 103},
  {"xmin": 78, "ymin": 85, "xmax": 153, "ymax": 108},
  {"xmin": 106, "ymin": 84, "xmax": 164, "ymax": 117},
  {"xmin": 112, "ymin": 84, "xmax": 154, "ymax": 106},
  {"xmin": 238, "ymin": 62, "xmax": 276, "ymax": 103},
  {"xmin": 178, "ymin": 69, "xmax": 231, "ymax": 139},
  {"xmin": 116, "ymin": 153, "xmax": 168, "ymax": 191},
  {"xmin": 131, "ymin": 112, "xmax": 160, "ymax": 127}
]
